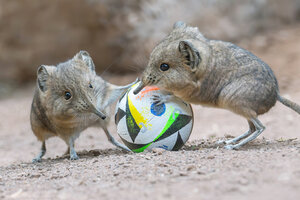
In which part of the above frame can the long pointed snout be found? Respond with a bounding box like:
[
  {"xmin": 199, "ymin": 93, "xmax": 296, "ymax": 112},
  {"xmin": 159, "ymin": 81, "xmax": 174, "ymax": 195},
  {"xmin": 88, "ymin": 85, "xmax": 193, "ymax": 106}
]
[
  {"xmin": 133, "ymin": 82, "xmax": 145, "ymax": 95},
  {"xmin": 85, "ymin": 89, "xmax": 106, "ymax": 120},
  {"xmin": 92, "ymin": 107, "xmax": 106, "ymax": 120}
]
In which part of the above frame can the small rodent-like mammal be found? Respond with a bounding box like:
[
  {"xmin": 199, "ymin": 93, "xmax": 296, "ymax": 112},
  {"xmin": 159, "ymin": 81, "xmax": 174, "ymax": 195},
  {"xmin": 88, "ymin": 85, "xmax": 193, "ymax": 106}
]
[
  {"xmin": 134, "ymin": 21, "xmax": 300, "ymax": 150},
  {"xmin": 31, "ymin": 51, "xmax": 136, "ymax": 162}
]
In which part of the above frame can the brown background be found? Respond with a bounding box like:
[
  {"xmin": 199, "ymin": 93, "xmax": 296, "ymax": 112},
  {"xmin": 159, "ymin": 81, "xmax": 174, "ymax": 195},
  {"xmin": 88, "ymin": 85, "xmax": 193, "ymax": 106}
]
[
  {"xmin": 0, "ymin": 0, "xmax": 300, "ymax": 89},
  {"xmin": 0, "ymin": 1, "xmax": 300, "ymax": 199}
]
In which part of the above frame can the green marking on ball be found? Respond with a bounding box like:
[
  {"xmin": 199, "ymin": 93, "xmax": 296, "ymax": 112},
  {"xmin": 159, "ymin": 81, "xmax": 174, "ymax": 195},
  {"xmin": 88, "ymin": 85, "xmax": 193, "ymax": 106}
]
[
  {"xmin": 116, "ymin": 85, "xmax": 194, "ymax": 152},
  {"xmin": 153, "ymin": 107, "xmax": 179, "ymax": 141},
  {"xmin": 131, "ymin": 108, "xmax": 179, "ymax": 152},
  {"xmin": 132, "ymin": 143, "xmax": 152, "ymax": 153}
]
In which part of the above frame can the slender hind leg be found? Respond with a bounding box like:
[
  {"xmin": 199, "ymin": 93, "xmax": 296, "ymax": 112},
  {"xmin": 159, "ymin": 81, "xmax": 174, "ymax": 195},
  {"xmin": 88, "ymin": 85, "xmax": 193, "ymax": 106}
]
[
  {"xmin": 103, "ymin": 127, "xmax": 131, "ymax": 152},
  {"xmin": 69, "ymin": 137, "xmax": 79, "ymax": 160},
  {"xmin": 32, "ymin": 141, "xmax": 46, "ymax": 163},
  {"xmin": 225, "ymin": 118, "xmax": 265, "ymax": 150},
  {"xmin": 218, "ymin": 120, "xmax": 255, "ymax": 145}
]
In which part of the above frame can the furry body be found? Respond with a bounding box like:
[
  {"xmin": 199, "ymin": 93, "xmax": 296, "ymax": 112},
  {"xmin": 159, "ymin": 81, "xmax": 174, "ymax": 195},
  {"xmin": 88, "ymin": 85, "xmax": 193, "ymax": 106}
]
[
  {"xmin": 134, "ymin": 22, "xmax": 300, "ymax": 149},
  {"xmin": 31, "ymin": 51, "xmax": 135, "ymax": 161}
]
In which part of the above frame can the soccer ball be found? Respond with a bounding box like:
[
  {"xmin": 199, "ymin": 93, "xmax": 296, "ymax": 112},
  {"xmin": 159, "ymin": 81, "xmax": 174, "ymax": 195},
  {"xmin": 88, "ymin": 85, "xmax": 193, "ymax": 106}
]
[{"xmin": 115, "ymin": 83, "xmax": 194, "ymax": 152}]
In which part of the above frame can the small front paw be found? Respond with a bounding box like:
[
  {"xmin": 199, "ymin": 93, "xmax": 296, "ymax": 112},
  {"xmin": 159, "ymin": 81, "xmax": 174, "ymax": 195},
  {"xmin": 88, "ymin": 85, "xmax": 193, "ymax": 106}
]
[
  {"xmin": 224, "ymin": 144, "xmax": 234, "ymax": 150},
  {"xmin": 121, "ymin": 146, "xmax": 131, "ymax": 152},
  {"xmin": 32, "ymin": 158, "xmax": 42, "ymax": 163},
  {"xmin": 151, "ymin": 95, "xmax": 165, "ymax": 105},
  {"xmin": 216, "ymin": 140, "xmax": 226, "ymax": 145},
  {"xmin": 224, "ymin": 144, "xmax": 240, "ymax": 150}
]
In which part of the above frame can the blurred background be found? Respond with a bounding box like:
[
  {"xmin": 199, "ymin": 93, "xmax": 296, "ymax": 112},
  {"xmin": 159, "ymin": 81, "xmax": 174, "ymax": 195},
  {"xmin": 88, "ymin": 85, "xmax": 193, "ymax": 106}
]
[
  {"xmin": 1, "ymin": 2, "xmax": 300, "ymax": 199},
  {"xmin": 1, "ymin": 0, "xmax": 300, "ymax": 97}
]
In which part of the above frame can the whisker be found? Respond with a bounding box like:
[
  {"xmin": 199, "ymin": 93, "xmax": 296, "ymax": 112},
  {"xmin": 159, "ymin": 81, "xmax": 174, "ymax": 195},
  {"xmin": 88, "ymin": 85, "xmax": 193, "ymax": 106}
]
[
  {"xmin": 100, "ymin": 56, "xmax": 123, "ymax": 76},
  {"xmin": 124, "ymin": 65, "xmax": 140, "ymax": 72}
]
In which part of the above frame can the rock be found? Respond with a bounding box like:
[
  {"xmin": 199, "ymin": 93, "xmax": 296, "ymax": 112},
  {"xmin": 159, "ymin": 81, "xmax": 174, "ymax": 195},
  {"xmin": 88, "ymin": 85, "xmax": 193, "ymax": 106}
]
[
  {"xmin": 158, "ymin": 163, "xmax": 168, "ymax": 167},
  {"xmin": 29, "ymin": 173, "xmax": 41, "ymax": 178},
  {"xmin": 187, "ymin": 165, "xmax": 196, "ymax": 171},
  {"xmin": 197, "ymin": 171, "xmax": 206, "ymax": 175},
  {"xmin": 206, "ymin": 155, "xmax": 215, "ymax": 159},
  {"xmin": 113, "ymin": 172, "xmax": 119, "ymax": 176},
  {"xmin": 152, "ymin": 148, "xmax": 166, "ymax": 155},
  {"xmin": 179, "ymin": 172, "xmax": 188, "ymax": 176}
]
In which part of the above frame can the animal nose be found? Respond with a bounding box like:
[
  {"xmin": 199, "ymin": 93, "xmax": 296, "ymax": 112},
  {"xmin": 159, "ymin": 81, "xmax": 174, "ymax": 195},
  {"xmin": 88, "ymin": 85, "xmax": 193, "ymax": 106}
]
[
  {"xmin": 133, "ymin": 82, "xmax": 145, "ymax": 95},
  {"xmin": 94, "ymin": 109, "xmax": 106, "ymax": 120}
]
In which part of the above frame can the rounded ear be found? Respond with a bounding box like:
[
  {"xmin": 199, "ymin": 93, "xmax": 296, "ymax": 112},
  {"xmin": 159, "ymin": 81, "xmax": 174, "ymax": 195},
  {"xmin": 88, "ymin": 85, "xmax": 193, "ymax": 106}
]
[
  {"xmin": 74, "ymin": 50, "xmax": 96, "ymax": 72},
  {"xmin": 173, "ymin": 21, "xmax": 186, "ymax": 29},
  {"xmin": 178, "ymin": 40, "xmax": 201, "ymax": 72},
  {"xmin": 37, "ymin": 65, "xmax": 55, "ymax": 92}
]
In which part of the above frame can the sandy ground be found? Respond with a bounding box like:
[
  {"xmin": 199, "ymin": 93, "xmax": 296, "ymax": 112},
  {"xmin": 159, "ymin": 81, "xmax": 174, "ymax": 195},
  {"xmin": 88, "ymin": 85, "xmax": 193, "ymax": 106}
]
[{"xmin": 1, "ymin": 25, "xmax": 300, "ymax": 200}]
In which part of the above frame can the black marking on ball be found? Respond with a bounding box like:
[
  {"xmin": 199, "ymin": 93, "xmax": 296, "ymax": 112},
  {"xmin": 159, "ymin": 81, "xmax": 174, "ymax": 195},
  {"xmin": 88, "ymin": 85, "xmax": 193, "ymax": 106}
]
[
  {"xmin": 126, "ymin": 95, "xmax": 140, "ymax": 142},
  {"xmin": 115, "ymin": 108, "xmax": 126, "ymax": 125},
  {"xmin": 172, "ymin": 132, "xmax": 185, "ymax": 151},
  {"xmin": 119, "ymin": 92, "xmax": 127, "ymax": 103},
  {"xmin": 155, "ymin": 114, "xmax": 192, "ymax": 142},
  {"xmin": 120, "ymin": 137, "xmax": 150, "ymax": 150}
]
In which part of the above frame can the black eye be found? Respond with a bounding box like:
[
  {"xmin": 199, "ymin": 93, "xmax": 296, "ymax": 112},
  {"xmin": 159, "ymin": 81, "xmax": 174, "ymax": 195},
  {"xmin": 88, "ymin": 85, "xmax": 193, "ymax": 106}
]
[
  {"xmin": 64, "ymin": 91, "xmax": 72, "ymax": 100},
  {"xmin": 160, "ymin": 63, "xmax": 169, "ymax": 71},
  {"xmin": 89, "ymin": 83, "xmax": 93, "ymax": 89}
]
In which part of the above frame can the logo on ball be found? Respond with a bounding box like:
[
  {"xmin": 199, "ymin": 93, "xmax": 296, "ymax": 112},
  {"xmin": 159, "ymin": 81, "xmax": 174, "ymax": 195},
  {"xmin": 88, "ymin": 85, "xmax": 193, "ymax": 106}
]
[{"xmin": 115, "ymin": 83, "xmax": 194, "ymax": 152}]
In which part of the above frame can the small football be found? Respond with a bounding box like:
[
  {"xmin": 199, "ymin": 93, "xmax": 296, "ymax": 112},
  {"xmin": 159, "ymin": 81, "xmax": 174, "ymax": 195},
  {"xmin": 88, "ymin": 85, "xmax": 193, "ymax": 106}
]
[{"xmin": 115, "ymin": 83, "xmax": 194, "ymax": 152}]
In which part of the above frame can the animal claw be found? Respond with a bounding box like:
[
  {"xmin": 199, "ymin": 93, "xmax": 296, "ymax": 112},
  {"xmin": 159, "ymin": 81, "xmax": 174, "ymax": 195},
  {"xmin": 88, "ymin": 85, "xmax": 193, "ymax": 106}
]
[
  {"xmin": 216, "ymin": 140, "xmax": 226, "ymax": 145},
  {"xmin": 151, "ymin": 95, "xmax": 165, "ymax": 105},
  {"xmin": 32, "ymin": 158, "xmax": 42, "ymax": 163},
  {"xmin": 224, "ymin": 144, "xmax": 240, "ymax": 150},
  {"xmin": 224, "ymin": 145, "xmax": 234, "ymax": 150},
  {"xmin": 70, "ymin": 153, "xmax": 79, "ymax": 160}
]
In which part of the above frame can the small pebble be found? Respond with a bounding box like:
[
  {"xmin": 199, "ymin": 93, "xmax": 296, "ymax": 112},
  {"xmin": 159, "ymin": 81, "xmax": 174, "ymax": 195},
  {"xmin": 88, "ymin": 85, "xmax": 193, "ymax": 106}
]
[
  {"xmin": 152, "ymin": 148, "xmax": 166, "ymax": 155},
  {"xmin": 187, "ymin": 165, "xmax": 196, "ymax": 171},
  {"xmin": 179, "ymin": 172, "xmax": 188, "ymax": 176},
  {"xmin": 207, "ymin": 156, "xmax": 215, "ymax": 159}
]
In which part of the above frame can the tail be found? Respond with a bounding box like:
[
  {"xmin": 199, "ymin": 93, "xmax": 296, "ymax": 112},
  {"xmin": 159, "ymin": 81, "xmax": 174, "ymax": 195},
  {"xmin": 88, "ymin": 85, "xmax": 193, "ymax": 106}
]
[{"xmin": 277, "ymin": 95, "xmax": 300, "ymax": 114}]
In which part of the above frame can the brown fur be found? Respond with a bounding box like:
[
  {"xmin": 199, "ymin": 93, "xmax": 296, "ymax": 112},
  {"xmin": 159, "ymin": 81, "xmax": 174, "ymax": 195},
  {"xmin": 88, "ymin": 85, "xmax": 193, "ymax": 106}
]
[
  {"xmin": 31, "ymin": 51, "xmax": 135, "ymax": 161},
  {"xmin": 134, "ymin": 22, "xmax": 300, "ymax": 149}
]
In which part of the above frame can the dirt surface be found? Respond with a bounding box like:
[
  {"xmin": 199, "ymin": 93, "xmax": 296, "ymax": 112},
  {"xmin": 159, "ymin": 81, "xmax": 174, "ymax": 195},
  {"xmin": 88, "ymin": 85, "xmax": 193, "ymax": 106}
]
[{"xmin": 1, "ymin": 25, "xmax": 300, "ymax": 200}]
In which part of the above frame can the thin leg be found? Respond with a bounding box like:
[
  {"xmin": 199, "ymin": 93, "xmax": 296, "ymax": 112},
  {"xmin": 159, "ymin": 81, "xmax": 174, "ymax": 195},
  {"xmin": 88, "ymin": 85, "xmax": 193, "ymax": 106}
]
[
  {"xmin": 225, "ymin": 118, "xmax": 265, "ymax": 150},
  {"xmin": 224, "ymin": 130, "xmax": 252, "ymax": 145},
  {"xmin": 69, "ymin": 137, "xmax": 79, "ymax": 160},
  {"xmin": 103, "ymin": 127, "xmax": 131, "ymax": 152},
  {"xmin": 32, "ymin": 141, "xmax": 46, "ymax": 163},
  {"xmin": 218, "ymin": 120, "xmax": 255, "ymax": 145}
]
